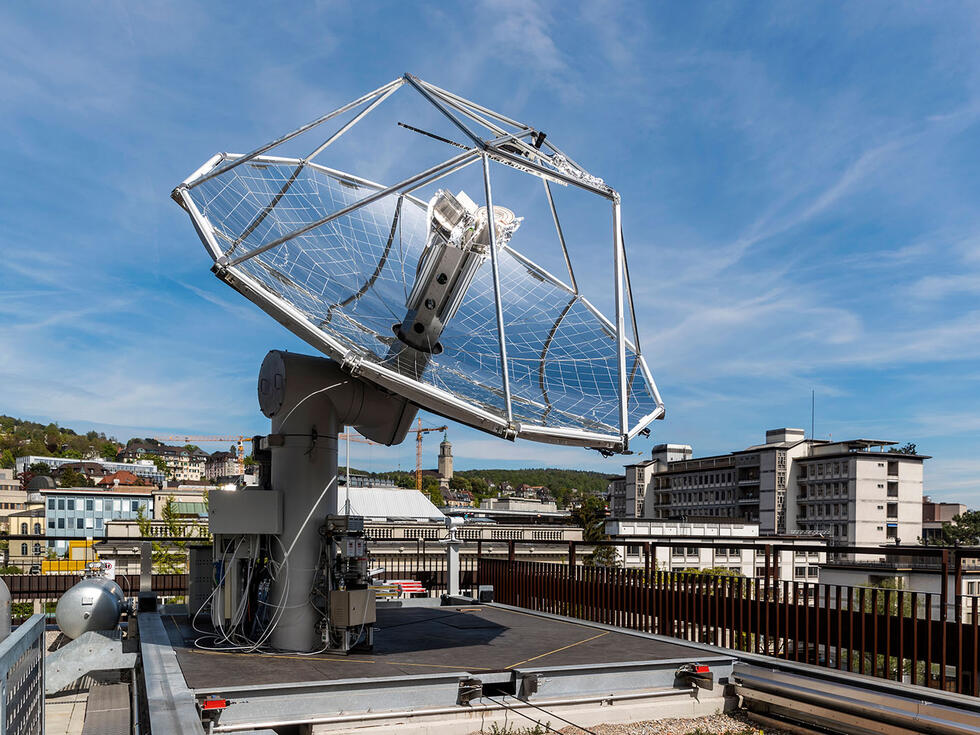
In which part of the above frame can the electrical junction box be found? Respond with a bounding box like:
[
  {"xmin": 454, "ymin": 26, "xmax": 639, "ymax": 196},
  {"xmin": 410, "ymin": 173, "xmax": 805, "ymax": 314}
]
[
  {"xmin": 344, "ymin": 538, "xmax": 367, "ymax": 558},
  {"xmin": 329, "ymin": 589, "xmax": 376, "ymax": 627},
  {"xmin": 209, "ymin": 488, "xmax": 282, "ymax": 535}
]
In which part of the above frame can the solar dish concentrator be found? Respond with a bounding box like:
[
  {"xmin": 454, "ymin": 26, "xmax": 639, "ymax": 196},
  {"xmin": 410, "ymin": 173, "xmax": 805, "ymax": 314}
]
[{"xmin": 172, "ymin": 74, "xmax": 663, "ymax": 453}]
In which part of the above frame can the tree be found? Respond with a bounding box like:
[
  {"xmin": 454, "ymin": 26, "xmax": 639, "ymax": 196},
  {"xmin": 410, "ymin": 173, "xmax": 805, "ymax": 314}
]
[
  {"xmin": 28, "ymin": 462, "xmax": 51, "ymax": 476},
  {"xmin": 887, "ymin": 442, "xmax": 917, "ymax": 455},
  {"xmin": 941, "ymin": 509, "xmax": 980, "ymax": 546},
  {"xmin": 99, "ymin": 442, "xmax": 119, "ymax": 461},
  {"xmin": 449, "ymin": 476, "xmax": 472, "ymax": 493},
  {"xmin": 571, "ymin": 495, "xmax": 617, "ymax": 567},
  {"xmin": 136, "ymin": 497, "xmax": 209, "ymax": 574},
  {"xmin": 57, "ymin": 468, "xmax": 94, "ymax": 488},
  {"xmin": 0, "ymin": 450, "xmax": 13, "ymax": 470}
]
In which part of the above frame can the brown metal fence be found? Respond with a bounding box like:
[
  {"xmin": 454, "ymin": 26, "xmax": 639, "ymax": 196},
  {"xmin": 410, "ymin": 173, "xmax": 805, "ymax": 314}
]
[{"xmin": 480, "ymin": 558, "xmax": 980, "ymax": 697}]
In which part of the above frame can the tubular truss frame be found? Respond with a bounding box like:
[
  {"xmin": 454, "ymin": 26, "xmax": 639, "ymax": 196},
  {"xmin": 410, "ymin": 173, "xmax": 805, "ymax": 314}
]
[{"xmin": 172, "ymin": 73, "xmax": 664, "ymax": 452}]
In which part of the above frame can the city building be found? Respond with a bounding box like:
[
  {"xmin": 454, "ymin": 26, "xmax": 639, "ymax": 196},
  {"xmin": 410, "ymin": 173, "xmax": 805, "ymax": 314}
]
[
  {"xmin": 7, "ymin": 494, "xmax": 46, "ymax": 571},
  {"xmin": 480, "ymin": 496, "xmax": 558, "ymax": 513},
  {"xmin": 921, "ymin": 496, "xmax": 967, "ymax": 543},
  {"xmin": 0, "ymin": 468, "xmax": 28, "ymax": 535},
  {"xmin": 619, "ymin": 428, "xmax": 927, "ymax": 546},
  {"xmin": 205, "ymin": 451, "xmax": 240, "ymax": 481},
  {"xmin": 42, "ymin": 487, "xmax": 154, "ymax": 552},
  {"xmin": 437, "ymin": 435, "xmax": 453, "ymax": 488},
  {"xmin": 118, "ymin": 443, "xmax": 209, "ymax": 482},
  {"xmin": 14, "ymin": 454, "xmax": 165, "ymax": 487},
  {"xmin": 606, "ymin": 518, "xmax": 828, "ymax": 579}
]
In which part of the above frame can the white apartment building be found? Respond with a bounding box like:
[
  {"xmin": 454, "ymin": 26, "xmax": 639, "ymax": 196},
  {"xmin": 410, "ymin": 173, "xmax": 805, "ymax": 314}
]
[
  {"xmin": 617, "ymin": 428, "xmax": 927, "ymax": 547},
  {"xmin": 118, "ymin": 443, "xmax": 209, "ymax": 482},
  {"xmin": 205, "ymin": 451, "xmax": 240, "ymax": 481},
  {"xmin": 794, "ymin": 442, "xmax": 924, "ymax": 546},
  {"xmin": 607, "ymin": 518, "xmax": 828, "ymax": 581}
]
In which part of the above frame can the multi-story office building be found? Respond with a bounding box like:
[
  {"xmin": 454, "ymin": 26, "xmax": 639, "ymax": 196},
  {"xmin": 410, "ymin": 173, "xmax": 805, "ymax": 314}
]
[
  {"xmin": 42, "ymin": 487, "xmax": 153, "ymax": 552},
  {"xmin": 618, "ymin": 428, "xmax": 927, "ymax": 546},
  {"xmin": 118, "ymin": 443, "xmax": 209, "ymax": 482},
  {"xmin": 15, "ymin": 455, "xmax": 165, "ymax": 487}
]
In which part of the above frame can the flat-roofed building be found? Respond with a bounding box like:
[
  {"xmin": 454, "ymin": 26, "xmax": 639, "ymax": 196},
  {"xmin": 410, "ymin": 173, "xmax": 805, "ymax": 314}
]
[{"xmin": 617, "ymin": 428, "xmax": 928, "ymax": 546}]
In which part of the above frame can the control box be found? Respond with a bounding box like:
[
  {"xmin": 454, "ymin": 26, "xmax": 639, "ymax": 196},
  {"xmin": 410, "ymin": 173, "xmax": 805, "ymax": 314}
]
[
  {"xmin": 209, "ymin": 488, "xmax": 282, "ymax": 535},
  {"xmin": 329, "ymin": 589, "xmax": 376, "ymax": 627}
]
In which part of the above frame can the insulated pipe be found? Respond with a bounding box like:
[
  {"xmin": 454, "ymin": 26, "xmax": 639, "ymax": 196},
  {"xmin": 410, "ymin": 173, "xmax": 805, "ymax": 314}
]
[{"xmin": 257, "ymin": 350, "xmax": 417, "ymax": 651}]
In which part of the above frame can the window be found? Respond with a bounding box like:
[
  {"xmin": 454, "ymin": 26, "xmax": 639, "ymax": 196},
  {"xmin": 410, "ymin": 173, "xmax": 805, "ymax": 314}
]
[
  {"xmin": 886, "ymin": 523, "xmax": 898, "ymax": 539},
  {"xmin": 113, "ymin": 500, "xmax": 121, "ymax": 512},
  {"xmin": 33, "ymin": 543, "xmax": 40, "ymax": 555},
  {"xmin": 57, "ymin": 518, "xmax": 65, "ymax": 529},
  {"xmin": 131, "ymin": 501, "xmax": 140, "ymax": 512},
  {"xmin": 20, "ymin": 543, "xmax": 27, "ymax": 556},
  {"xmin": 76, "ymin": 518, "xmax": 83, "ymax": 529},
  {"xmin": 887, "ymin": 461, "xmax": 898, "ymax": 477},
  {"xmin": 33, "ymin": 523, "xmax": 40, "ymax": 534},
  {"xmin": 795, "ymin": 566, "xmax": 806, "ymax": 578},
  {"xmin": 95, "ymin": 519, "xmax": 103, "ymax": 530},
  {"xmin": 85, "ymin": 499, "xmax": 93, "ymax": 511},
  {"xmin": 85, "ymin": 518, "xmax": 93, "ymax": 529},
  {"xmin": 807, "ymin": 567, "xmax": 819, "ymax": 578},
  {"xmin": 19, "ymin": 523, "xmax": 27, "ymax": 534},
  {"xmin": 95, "ymin": 500, "xmax": 102, "ymax": 512},
  {"xmin": 67, "ymin": 499, "xmax": 75, "ymax": 511},
  {"xmin": 756, "ymin": 567, "xmax": 766, "ymax": 577},
  {"xmin": 48, "ymin": 498, "xmax": 55, "ymax": 510},
  {"xmin": 47, "ymin": 520, "xmax": 54, "ymax": 529},
  {"xmin": 887, "ymin": 482, "xmax": 898, "ymax": 497},
  {"xmin": 887, "ymin": 503, "xmax": 898, "ymax": 519},
  {"xmin": 57, "ymin": 499, "xmax": 65, "ymax": 510}
]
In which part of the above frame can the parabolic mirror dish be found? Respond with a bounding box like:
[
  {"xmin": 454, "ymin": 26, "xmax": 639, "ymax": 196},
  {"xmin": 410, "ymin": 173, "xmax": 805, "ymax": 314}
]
[{"xmin": 173, "ymin": 75, "xmax": 663, "ymax": 452}]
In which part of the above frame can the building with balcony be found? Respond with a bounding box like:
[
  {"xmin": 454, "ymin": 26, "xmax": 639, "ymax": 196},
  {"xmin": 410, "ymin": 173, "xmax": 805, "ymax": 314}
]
[
  {"xmin": 118, "ymin": 443, "xmax": 209, "ymax": 482},
  {"xmin": 205, "ymin": 451, "xmax": 240, "ymax": 481},
  {"xmin": 617, "ymin": 428, "xmax": 928, "ymax": 546}
]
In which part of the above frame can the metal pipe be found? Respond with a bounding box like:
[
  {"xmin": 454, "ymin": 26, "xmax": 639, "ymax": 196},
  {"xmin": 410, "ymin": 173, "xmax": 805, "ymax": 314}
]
[
  {"xmin": 222, "ymin": 149, "xmax": 478, "ymax": 267},
  {"xmin": 543, "ymin": 180, "xmax": 578, "ymax": 293},
  {"xmin": 188, "ymin": 77, "xmax": 404, "ymax": 188},
  {"xmin": 612, "ymin": 198, "xmax": 628, "ymax": 441},
  {"xmin": 404, "ymin": 74, "xmax": 486, "ymax": 149},
  {"xmin": 482, "ymin": 153, "xmax": 513, "ymax": 424},
  {"xmin": 212, "ymin": 687, "xmax": 695, "ymax": 732},
  {"xmin": 305, "ymin": 83, "xmax": 401, "ymax": 162}
]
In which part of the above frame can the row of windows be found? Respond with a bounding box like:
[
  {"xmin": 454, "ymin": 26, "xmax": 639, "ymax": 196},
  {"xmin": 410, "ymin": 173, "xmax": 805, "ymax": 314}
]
[
  {"xmin": 799, "ymin": 482, "xmax": 847, "ymax": 498},
  {"xmin": 798, "ymin": 503, "xmax": 849, "ymax": 519},
  {"xmin": 671, "ymin": 472, "xmax": 734, "ymax": 488},
  {"xmin": 47, "ymin": 517, "xmax": 104, "ymax": 530},
  {"xmin": 0, "ymin": 502, "xmax": 25, "ymax": 510},
  {"xmin": 800, "ymin": 461, "xmax": 848, "ymax": 479},
  {"xmin": 15, "ymin": 523, "xmax": 42, "ymax": 534},
  {"xmin": 673, "ymin": 490, "xmax": 737, "ymax": 503},
  {"xmin": 48, "ymin": 497, "xmax": 146, "ymax": 513}
]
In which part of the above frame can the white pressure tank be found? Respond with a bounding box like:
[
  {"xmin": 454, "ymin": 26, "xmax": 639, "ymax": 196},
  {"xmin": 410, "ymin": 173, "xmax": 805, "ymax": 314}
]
[{"xmin": 55, "ymin": 577, "xmax": 126, "ymax": 640}]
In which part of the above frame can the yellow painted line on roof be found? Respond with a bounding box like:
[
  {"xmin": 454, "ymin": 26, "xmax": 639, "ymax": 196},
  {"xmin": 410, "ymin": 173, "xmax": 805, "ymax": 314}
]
[{"xmin": 505, "ymin": 631, "xmax": 609, "ymax": 670}]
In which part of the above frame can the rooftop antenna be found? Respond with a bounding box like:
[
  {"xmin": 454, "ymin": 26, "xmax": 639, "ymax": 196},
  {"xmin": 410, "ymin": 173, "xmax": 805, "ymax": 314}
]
[{"xmin": 172, "ymin": 73, "xmax": 665, "ymax": 652}]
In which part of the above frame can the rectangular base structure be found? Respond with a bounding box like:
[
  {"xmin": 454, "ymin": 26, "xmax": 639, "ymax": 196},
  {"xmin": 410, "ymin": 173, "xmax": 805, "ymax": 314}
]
[{"xmin": 162, "ymin": 603, "xmax": 733, "ymax": 733}]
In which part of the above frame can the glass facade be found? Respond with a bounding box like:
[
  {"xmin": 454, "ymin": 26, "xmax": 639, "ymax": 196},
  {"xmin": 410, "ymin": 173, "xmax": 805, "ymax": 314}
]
[{"xmin": 43, "ymin": 491, "xmax": 152, "ymax": 544}]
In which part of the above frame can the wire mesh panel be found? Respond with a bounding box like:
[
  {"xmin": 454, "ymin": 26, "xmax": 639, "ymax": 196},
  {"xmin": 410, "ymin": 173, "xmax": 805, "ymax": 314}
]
[
  {"xmin": 175, "ymin": 75, "xmax": 664, "ymax": 451},
  {"xmin": 0, "ymin": 614, "xmax": 45, "ymax": 735}
]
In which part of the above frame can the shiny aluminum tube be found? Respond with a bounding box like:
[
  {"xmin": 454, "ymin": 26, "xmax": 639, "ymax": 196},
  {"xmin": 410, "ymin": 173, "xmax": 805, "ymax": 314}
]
[{"xmin": 212, "ymin": 686, "xmax": 696, "ymax": 733}]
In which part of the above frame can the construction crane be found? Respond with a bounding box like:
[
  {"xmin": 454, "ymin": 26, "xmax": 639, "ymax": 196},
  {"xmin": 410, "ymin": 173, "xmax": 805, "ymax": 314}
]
[
  {"xmin": 151, "ymin": 435, "xmax": 247, "ymax": 474},
  {"xmin": 407, "ymin": 419, "xmax": 448, "ymax": 491}
]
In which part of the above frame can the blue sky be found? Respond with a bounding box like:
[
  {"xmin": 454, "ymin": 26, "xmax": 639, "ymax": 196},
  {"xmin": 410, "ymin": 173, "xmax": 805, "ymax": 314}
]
[{"xmin": 2, "ymin": 2, "xmax": 980, "ymax": 505}]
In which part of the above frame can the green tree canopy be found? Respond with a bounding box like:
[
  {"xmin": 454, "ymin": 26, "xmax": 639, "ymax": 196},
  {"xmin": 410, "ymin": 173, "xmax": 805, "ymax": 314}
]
[{"xmin": 941, "ymin": 510, "xmax": 980, "ymax": 546}]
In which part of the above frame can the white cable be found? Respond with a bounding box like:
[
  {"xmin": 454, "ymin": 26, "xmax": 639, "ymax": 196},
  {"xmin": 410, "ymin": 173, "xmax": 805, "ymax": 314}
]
[{"xmin": 276, "ymin": 380, "xmax": 349, "ymax": 431}]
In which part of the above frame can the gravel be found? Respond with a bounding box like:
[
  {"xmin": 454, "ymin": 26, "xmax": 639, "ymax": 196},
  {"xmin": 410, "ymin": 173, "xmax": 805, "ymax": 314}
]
[
  {"xmin": 552, "ymin": 711, "xmax": 793, "ymax": 735},
  {"xmin": 469, "ymin": 710, "xmax": 796, "ymax": 735}
]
